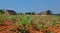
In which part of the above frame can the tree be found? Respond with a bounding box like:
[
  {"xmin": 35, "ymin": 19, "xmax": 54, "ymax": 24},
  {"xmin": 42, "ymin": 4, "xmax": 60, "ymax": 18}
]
[
  {"xmin": 18, "ymin": 13, "xmax": 24, "ymax": 15},
  {"xmin": 0, "ymin": 9, "xmax": 4, "ymax": 14},
  {"xmin": 25, "ymin": 11, "xmax": 35, "ymax": 15},
  {"xmin": 25, "ymin": 12, "xmax": 31, "ymax": 15},
  {"xmin": 46, "ymin": 10, "xmax": 52, "ymax": 15},
  {"xmin": 32, "ymin": 11, "xmax": 35, "ymax": 15}
]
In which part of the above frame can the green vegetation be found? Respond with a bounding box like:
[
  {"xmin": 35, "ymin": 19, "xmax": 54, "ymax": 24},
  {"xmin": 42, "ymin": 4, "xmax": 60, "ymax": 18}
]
[
  {"xmin": 0, "ymin": 9, "xmax": 4, "ymax": 14},
  {"xmin": 0, "ymin": 15, "xmax": 60, "ymax": 33},
  {"xmin": 0, "ymin": 15, "xmax": 60, "ymax": 26},
  {"xmin": 0, "ymin": 9, "xmax": 60, "ymax": 33}
]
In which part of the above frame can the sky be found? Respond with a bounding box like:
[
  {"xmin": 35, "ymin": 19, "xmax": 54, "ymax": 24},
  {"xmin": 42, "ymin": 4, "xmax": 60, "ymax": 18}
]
[{"xmin": 0, "ymin": 0, "xmax": 60, "ymax": 14}]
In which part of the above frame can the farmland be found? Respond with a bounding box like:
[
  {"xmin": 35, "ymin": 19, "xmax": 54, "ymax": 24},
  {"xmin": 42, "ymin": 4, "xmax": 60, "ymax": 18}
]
[{"xmin": 0, "ymin": 15, "xmax": 60, "ymax": 33}]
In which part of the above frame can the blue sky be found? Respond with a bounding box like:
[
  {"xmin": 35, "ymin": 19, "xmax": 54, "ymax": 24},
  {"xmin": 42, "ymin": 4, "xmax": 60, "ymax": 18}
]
[{"xmin": 0, "ymin": 0, "xmax": 60, "ymax": 14}]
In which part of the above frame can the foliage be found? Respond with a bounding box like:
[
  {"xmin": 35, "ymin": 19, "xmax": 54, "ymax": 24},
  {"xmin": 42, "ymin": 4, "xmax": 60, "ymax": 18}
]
[
  {"xmin": 0, "ymin": 15, "xmax": 5, "ymax": 25},
  {"xmin": 46, "ymin": 10, "xmax": 52, "ymax": 15},
  {"xmin": 0, "ymin": 9, "xmax": 4, "ymax": 14},
  {"xmin": 0, "ymin": 15, "xmax": 60, "ymax": 33},
  {"xmin": 25, "ymin": 12, "xmax": 35, "ymax": 15}
]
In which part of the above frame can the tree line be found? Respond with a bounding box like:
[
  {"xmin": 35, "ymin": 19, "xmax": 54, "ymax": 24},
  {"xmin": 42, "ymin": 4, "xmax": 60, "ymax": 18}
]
[{"xmin": 0, "ymin": 9, "xmax": 60, "ymax": 15}]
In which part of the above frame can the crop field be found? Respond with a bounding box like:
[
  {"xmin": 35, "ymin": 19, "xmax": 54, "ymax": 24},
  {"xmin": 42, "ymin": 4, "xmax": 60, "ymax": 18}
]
[{"xmin": 0, "ymin": 15, "xmax": 60, "ymax": 33}]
